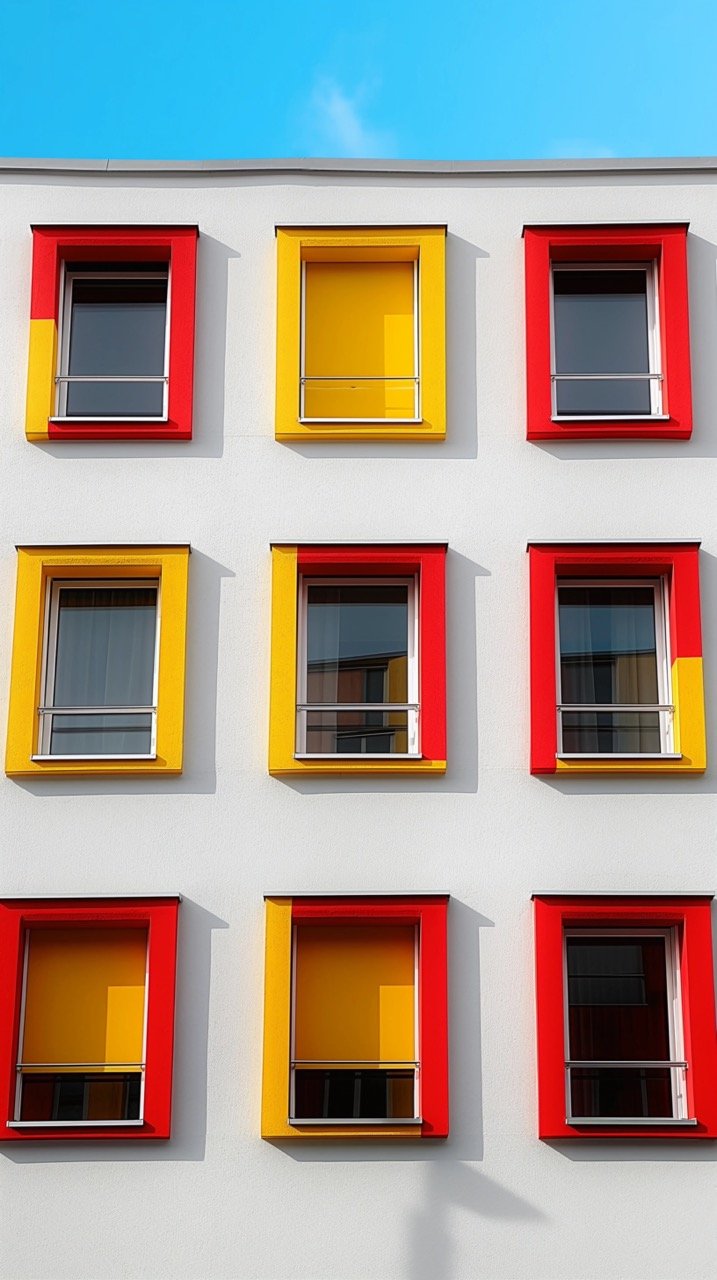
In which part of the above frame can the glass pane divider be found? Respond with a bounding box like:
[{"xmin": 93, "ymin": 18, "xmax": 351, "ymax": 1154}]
[{"xmin": 38, "ymin": 706, "xmax": 156, "ymax": 715}]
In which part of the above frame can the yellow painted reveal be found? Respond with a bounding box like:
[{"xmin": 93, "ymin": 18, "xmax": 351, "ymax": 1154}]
[
  {"xmin": 22, "ymin": 928, "xmax": 147, "ymax": 1071},
  {"xmin": 275, "ymin": 227, "xmax": 446, "ymax": 441},
  {"xmin": 294, "ymin": 924, "xmax": 415, "ymax": 1063},
  {"xmin": 261, "ymin": 898, "xmax": 293, "ymax": 1139},
  {"xmin": 5, "ymin": 546, "xmax": 190, "ymax": 777},
  {"xmin": 25, "ymin": 318, "xmax": 56, "ymax": 441},
  {"xmin": 555, "ymin": 656, "xmax": 706, "ymax": 774},
  {"xmin": 303, "ymin": 261, "xmax": 415, "ymax": 420}
]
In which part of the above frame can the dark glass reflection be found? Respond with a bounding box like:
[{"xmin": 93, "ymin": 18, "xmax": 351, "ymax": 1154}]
[
  {"xmin": 49, "ymin": 587, "xmax": 157, "ymax": 756},
  {"xmin": 20, "ymin": 1073, "xmax": 141, "ymax": 1121},
  {"xmin": 567, "ymin": 935, "xmax": 673, "ymax": 1118},
  {"xmin": 293, "ymin": 1069, "xmax": 415, "ymax": 1120},
  {"xmin": 559, "ymin": 585, "xmax": 660, "ymax": 754},
  {"xmin": 306, "ymin": 584, "xmax": 409, "ymax": 706},
  {"xmin": 65, "ymin": 270, "xmax": 167, "ymax": 417},
  {"xmin": 306, "ymin": 710, "xmax": 408, "ymax": 755},
  {"xmin": 553, "ymin": 269, "xmax": 652, "ymax": 415}
]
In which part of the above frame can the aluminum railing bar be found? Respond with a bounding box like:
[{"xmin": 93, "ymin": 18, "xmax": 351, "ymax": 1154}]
[
  {"xmin": 18, "ymin": 1061, "xmax": 145, "ymax": 1069},
  {"xmin": 54, "ymin": 375, "xmax": 168, "ymax": 383},
  {"xmin": 551, "ymin": 373, "xmax": 663, "ymax": 381},
  {"xmin": 298, "ymin": 703, "xmax": 418, "ymax": 712},
  {"xmin": 558, "ymin": 704, "xmax": 673, "ymax": 713},
  {"xmin": 301, "ymin": 375, "xmax": 418, "ymax": 382},
  {"xmin": 38, "ymin": 706, "xmax": 156, "ymax": 715},
  {"xmin": 566, "ymin": 1060, "xmax": 687, "ymax": 1069}
]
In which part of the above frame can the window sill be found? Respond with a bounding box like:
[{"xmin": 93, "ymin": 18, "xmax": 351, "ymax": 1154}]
[
  {"xmin": 298, "ymin": 417, "xmax": 422, "ymax": 426},
  {"xmin": 551, "ymin": 415, "xmax": 670, "ymax": 423},
  {"xmin": 32, "ymin": 753, "xmax": 157, "ymax": 763},
  {"xmin": 7, "ymin": 1119, "xmax": 146, "ymax": 1128},
  {"xmin": 49, "ymin": 416, "xmax": 168, "ymax": 425},
  {"xmin": 289, "ymin": 1116, "xmax": 422, "ymax": 1126},
  {"xmin": 567, "ymin": 1117, "xmax": 696, "ymax": 1127}
]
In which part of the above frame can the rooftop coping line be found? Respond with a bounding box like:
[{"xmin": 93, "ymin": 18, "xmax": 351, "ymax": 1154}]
[
  {"xmin": 15, "ymin": 542, "xmax": 192, "ymax": 551},
  {"xmin": 270, "ymin": 541, "xmax": 449, "ymax": 548},
  {"xmin": 0, "ymin": 893, "xmax": 184, "ymax": 901},
  {"xmin": 531, "ymin": 891, "xmax": 714, "ymax": 899},
  {"xmin": 526, "ymin": 539, "xmax": 701, "ymax": 549},
  {"xmin": 2, "ymin": 156, "xmax": 717, "ymax": 178},
  {"xmin": 264, "ymin": 891, "xmax": 451, "ymax": 899}
]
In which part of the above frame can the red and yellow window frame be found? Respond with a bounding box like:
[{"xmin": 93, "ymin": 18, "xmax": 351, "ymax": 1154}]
[
  {"xmin": 25, "ymin": 225, "xmax": 198, "ymax": 441},
  {"xmin": 529, "ymin": 541, "xmax": 705, "ymax": 775},
  {"xmin": 0, "ymin": 896, "xmax": 180, "ymax": 1141},
  {"xmin": 533, "ymin": 893, "xmax": 717, "ymax": 1140},
  {"xmin": 524, "ymin": 224, "xmax": 692, "ymax": 440},
  {"xmin": 262, "ymin": 895, "xmax": 449, "ymax": 1140},
  {"xmin": 268, "ymin": 543, "xmax": 447, "ymax": 775},
  {"xmin": 275, "ymin": 226, "xmax": 446, "ymax": 441},
  {"xmin": 5, "ymin": 545, "xmax": 190, "ymax": 777}
]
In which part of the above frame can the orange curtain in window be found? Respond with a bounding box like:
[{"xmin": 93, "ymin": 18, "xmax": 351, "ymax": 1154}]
[
  {"xmin": 21, "ymin": 928, "xmax": 147, "ymax": 1071},
  {"xmin": 294, "ymin": 924, "xmax": 415, "ymax": 1063}
]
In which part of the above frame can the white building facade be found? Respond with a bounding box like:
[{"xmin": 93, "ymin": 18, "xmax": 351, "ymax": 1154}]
[{"xmin": 0, "ymin": 156, "xmax": 716, "ymax": 1280}]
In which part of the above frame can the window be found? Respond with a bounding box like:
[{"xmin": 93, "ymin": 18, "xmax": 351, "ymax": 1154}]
[
  {"xmin": 25, "ymin": 227, "xmax": 197, "ymax": 441},
  {"xmin": 5, "ymin": 545, "xmax": 190, "ymax": 777},
  {"xmin": 0, "ymin": 896, "xmax": 180, "ymax": 1141},
  {"xmin": 524, "ymin": 225, "xmax": 692, "ymax": 440},
  {"xmin": 533, "ymin": 895, "xmax": 717, "ymax": 1139},
  {"xmin": 275, "ymin": 227, "xmax": 446, "ymax": 441},
  {"xmin": 268, "ymin": 544, "xmax": 447, "ymax": 775},
  {"xmin": 529, "ymin": 543, "xmax": 705, "ymax": 775},
  {"xmin": 262, "ymin": 895, "xmax": 449, "ymax": 1139}
]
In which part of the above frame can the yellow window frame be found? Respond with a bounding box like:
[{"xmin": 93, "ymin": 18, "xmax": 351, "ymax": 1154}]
[
  {"xmin": 275, "ymin": 227, "xmax": 446, "ymax": 442},
  {"xmin": 5, "ymin": 545, "xmax": 190, "ymax": 777}
]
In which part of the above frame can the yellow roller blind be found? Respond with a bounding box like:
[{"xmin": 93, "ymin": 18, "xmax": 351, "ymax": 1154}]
[
  {"xmin": 21, "ymin": 928, "xmax": 147, "ymax": 1071},
  {"xmin": 303, "ymin": 261, "xmax": 415, "ymax": 420},
  {"xmin": 294, "ymin": 924, "xmax": 415, "ymax": 1063}
]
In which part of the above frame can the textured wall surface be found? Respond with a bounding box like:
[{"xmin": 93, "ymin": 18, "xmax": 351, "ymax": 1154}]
[{"xmin": 0, "ymin": 164, "xmax": 716, "ymax": 1280}]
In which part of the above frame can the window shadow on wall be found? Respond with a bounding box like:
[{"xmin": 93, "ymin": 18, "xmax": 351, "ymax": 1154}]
[
  {"xmin": 0, "ymin": 899, "xmax": 227, "ymax": 1165},
  {"xmin": 277, "ymin": 550, "xmax": 486, "ymax": 797},
  {"xmin": 33, "ymin": 234, "xmax": 236, "ymax": 461},
  {"xmin": 538, "ymin": 549, "xmax": 717, "ymax": 797},
  {"xmin": 280, "ymin": 234, "xmax": 485, "ymax": 463},
  {"xmin": 11, "ymin": 550, "xmax": 234, "ymax": 797},
  {"xmin": 532, "ymin": 235, "xmax": 717, "ymax": 462}
]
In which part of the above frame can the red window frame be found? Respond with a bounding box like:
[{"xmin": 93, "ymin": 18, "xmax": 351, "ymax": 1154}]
[
  {"xmin": 262, "ymin": 895, "xmax": 449, "ymax": 1139},
  {"xmin": 0, "ymin": 897, "xmax": 180, "ymax": 1141},
  {"xmin": 524, "ymin": 224, "xmax": 692, "ymax": 440},
  {"xmin": 28, "ymin": 226, "xmax": 198, "ymax": 440},
  {"xmin": 533, "ymin": 894, "xmax": 717, "ymax": 1139},
  {"xmin": 528, "ymin": 542, "xmax": 705, "ymax": 775}
]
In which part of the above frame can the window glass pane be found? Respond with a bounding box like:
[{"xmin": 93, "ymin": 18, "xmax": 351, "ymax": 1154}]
[
  {"xmin": 53, "ymin": 587, "xmax": 157, "ymax": 709},
  {"xmin": 293, "ymin": 1069, "xmax": 415, "ymax": 1120},
  {"xmin": 569, "ymin": 1067, "xmax": 673, "ymax": 1119},
  {"xmin": 303, "ymin": 260, "xmax": 414, "ymax": 420},
  {"xmin": 66, "ymin": 381, "xmax": 165, "ymax": 418},
  {"xmin": 48, "ymin": 586, "xmax": 157, "ymax": 756},
  {"xmin": 305, "ymin": 710, "xmax": 409, "ymax": 755},
  {"xmin": 567, "ymin": 936, "xmax": 671, "ymax": 1062},
  {"xmin": 553, "ymin": 269, "xmax": 651, "ymax": 415},
  {"xmin": 22, "ymin": 928, "xmax": 147, "ymax": 1068},
  {"xmin": 294, "ymin": 924, "xmax": 415, "ymax": 1063},
  {"xmin": 65, "ymin": 272, "xmax": 167, "ymax": 417},
  {"xmin": 49, "ymin": 712, "xmax": 153, "ymax": 757},
  {"xmin": 306, "ymin": 584, "xmax": 409, "ymax": 706},
  {"xmin": 20, "ymin": 1073, "xmax": 142, "ymax": 1122},
  {"xmin": 559, "ymin": 585, "xmax": 659, "ymax": 702}
]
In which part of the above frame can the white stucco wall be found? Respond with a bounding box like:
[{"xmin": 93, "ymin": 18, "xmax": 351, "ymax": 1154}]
[{"xmin": 0, "ymin": 161, "xmax": 715, "ymax": 1280}]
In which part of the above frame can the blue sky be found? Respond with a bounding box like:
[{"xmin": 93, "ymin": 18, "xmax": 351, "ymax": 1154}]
[{"xmin": 1, "ymin": 0, "xmax": 716, "ymax": 161}]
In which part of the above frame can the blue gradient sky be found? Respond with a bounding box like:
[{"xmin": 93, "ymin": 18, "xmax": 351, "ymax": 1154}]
[{"xmin": 1, "ymin": 0, "xmax": 716, "ymax": 161}]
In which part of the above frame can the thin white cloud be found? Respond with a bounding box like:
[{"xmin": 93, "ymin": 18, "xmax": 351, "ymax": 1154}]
[
  {"xmin": 545, "ymin": 139, "xmax": 617, "ymax": 159},
  {"xmin": 303, "ymin": 77, "xmax": 395, "ymax": 158}
]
